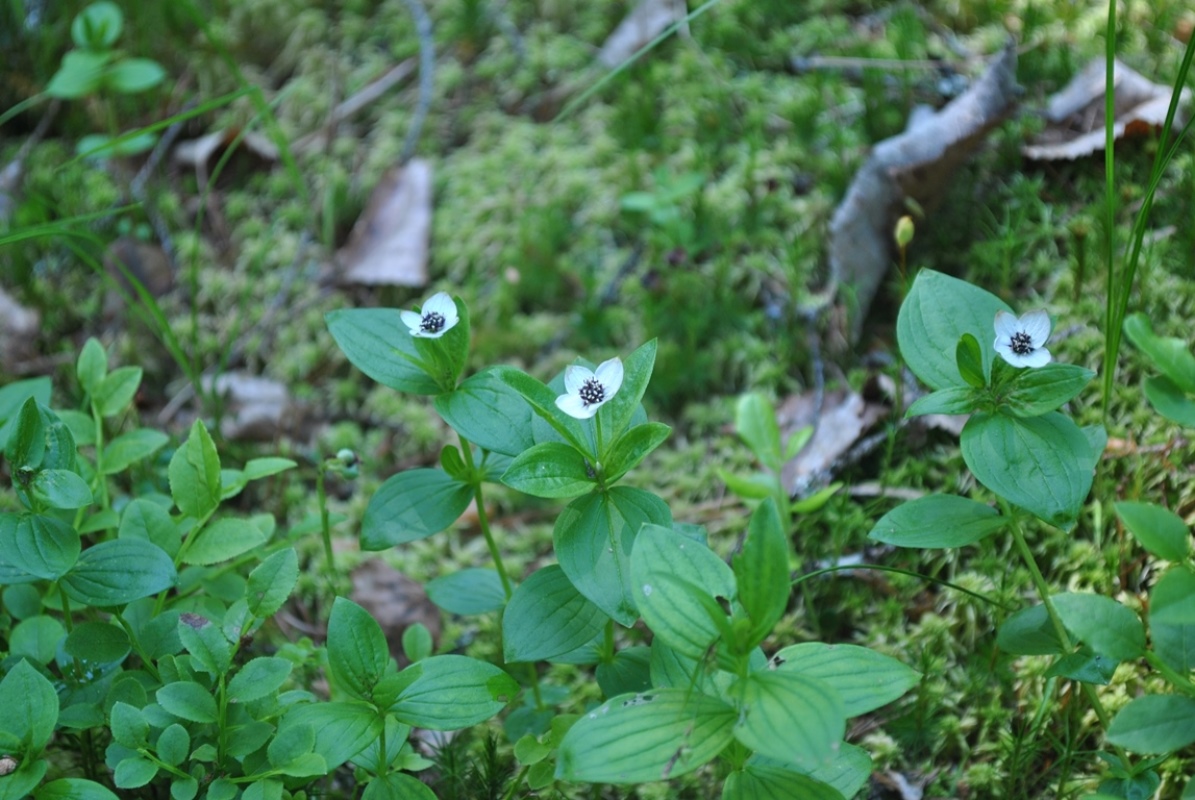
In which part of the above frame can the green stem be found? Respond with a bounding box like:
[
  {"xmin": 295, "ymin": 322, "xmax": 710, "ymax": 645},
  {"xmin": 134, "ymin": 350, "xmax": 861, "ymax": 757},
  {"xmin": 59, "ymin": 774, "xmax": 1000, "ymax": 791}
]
[
  {"xmin": 1003, "ymin": 502, "xmax": 1128, "ymax": 761},
  {"xmin": 316, "ymin": 462, "xmax": 335, "ymax": 574},
  {"xmin": 594, "ymin": 412, "xmax": 606, "ymax": 461},
  {"xmin": 602, "ymin": 619, "xmax": 615, "ymax": 663},
  {"xmin": 1144, "ymin": 651, "xmax": 1195, "ymax": 697},
  {"xmin": 501, "ymin": 766, "xmax": 530, "ymax": 800}
]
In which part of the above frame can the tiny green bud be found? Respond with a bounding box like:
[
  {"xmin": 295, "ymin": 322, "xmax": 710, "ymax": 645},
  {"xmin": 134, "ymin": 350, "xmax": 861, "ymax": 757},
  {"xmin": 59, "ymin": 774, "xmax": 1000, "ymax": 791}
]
[{"xmin": 894, "ymin": 216, "xmax": 915, "ymax": 248}]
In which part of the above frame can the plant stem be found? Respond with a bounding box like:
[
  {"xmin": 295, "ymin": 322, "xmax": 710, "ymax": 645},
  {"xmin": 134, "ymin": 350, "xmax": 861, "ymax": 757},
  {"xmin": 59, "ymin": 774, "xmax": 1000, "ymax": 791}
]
[
  {"xmin": 316, "ymin": 460, "xmax": 335, "ymax": 574},
  {"xmin": 1002, "ymin": 502, "xmax": 1128, "ymax": 762},
  {"xmin": 1144, "ymin": 651, "xmax": 1195, "ymax": 697}
]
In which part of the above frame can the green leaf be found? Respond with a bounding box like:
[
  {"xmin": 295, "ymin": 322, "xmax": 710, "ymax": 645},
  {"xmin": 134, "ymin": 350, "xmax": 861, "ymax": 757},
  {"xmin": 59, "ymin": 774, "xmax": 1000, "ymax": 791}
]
[
  {"xmin": 503, "ymin": 565, "xmax": 607, "ymax": 663},
  {"xmin": 905, "ymin": 386, "xmax": 977, "ymax": 417},
  {"xmin": 772, "ymin": 643, "xmax": 921, "ymax": 717},
  {"xmin": 733, "ymin": 499, "xmax": 790, "ymax": 646},
  {"xmin": 6, "ymin": 398, "xmax": 46, "ymax": 470},
  {"xmin": 502, "ymin": 442, "xmax": 597, "ymax": 498},
  {"xmin": 61, "ymin": 538, "xmax": 176, "ymax": 606},
  {"xmin": 177, "ymin": 613, "xmax": 232, "ymax": 675},
  {"xmin": 595, "ymin": 646, "xmax": 652, "ymax": 698},
  {"xmin": 93, "ymin": 367, "xmax": 142, "ymax": 417},
  {"xmin": 724, "ymin": 763, "xmax": 846, "ymax": 800},
  {"xmin": 243, "ymin": 548, "xmax": 297, "ymax": 620},
  {"xmin": 1150, "ymin": 567, "xmax": 1195, "ymax": 674},
  {"xmin": 556, "ymin": 689, "xmax": 736, "ymax": 783},
  {"xmin": 113, "ymin": 756, "xmax": 157, "ymax": 789},
  {"xmin": 34, "ymin": 778, "xmax": 120, "ymax": 800},
  {"xmin": 155, "ymin": 724, "xmax": 189, "ymax": 767},
  {"xmin": 599, "ymin": 339, "xmax": 657, "ymax": 442},
  {"xmin": 0, "ymin": 660, "xmax": 59, "ymax": 751},
  {"xmin": 1115, "ymin": 501, "xmax": 1191, "ymax": 562},
  {"xmin": 956, "ymin": 333, "xmax": 986, "ymax": 388},
  {"xmin": 435, "ymin": 369, "xmax": 536, "ymax": 456},
  {"xmin": 227, "ymin": 657, "xmax": 293, "ymax": 703},
  {"xmin": 0, "ymin": 513, "xmax": 81, "ymax": 579},
  {"xmin": 71, "ymin": 1, "xmax": 123, "ymax": 47},
  {"xmin": 110, "ymin": 702, "xmax": 148, "ymax": 748},
  {"xmin": 602, "ymin": 422, "xmax": 671, "ymax": 483},
  {"xmin": 11, "ymin": 616, "xmax": 65, "ymax": 664},
  {"xmin": 268, "ymin": 722, "xmax": 315, "ymax": 768},
  {"xmin": 556, "ymin": 487, "xmax": 672, "ymax": 626},
  {"xmin": 46, "ymin": 50, "xmax": 111, "ymax": 98},
  {"xmin": 0, "ymin": 378, "xmax": 52, "ymax": 452},
  {"xmin": 1124, "ymin": 313, "xmax": 1195, "ymax": 395},
  {"xmin": 491, "ymin": 366, "xmax": 589, "ymax": 455},
  {"xmin": 1044, "ymin": 646, "xmax": 1118, "ymax": 684},
  {"xmin": 390, "ymin": 655, "xmax": 517, "ymax": 729},
  {"xmin": 0, "ymin": 761, "xmax": 48, "ymax": 800},
  {"xmin": 719, "ymin": 469, "xmax": 778, "ymax": 500},
  {"xmin": 241, "ymin": 780, "xmax": 285, "ymax": 800},
  {"xmin": 734, "ymin": 393, "xmax": 782, "ymax": 471},
  {"xmin": 327, "ymin": 597, "xmax": 390, "ymax": 702},
  {"xmin": 32, "ymin": 469, "xmax": 93, "ymax": 509},
  {"xmin": 58, "ymin": 410, "xmax": 96, "ymax": 447},
  {"xmin": 326, "ymin": 308, "xmax": 442, "ymax": 395},
  {"xmin": 413, "ymin": 295, "xmax": 471, "ymax": 391},
  {"xmin": 361, "ymin": 468, "xmax": 472, "ymax": 549},
  {"xmin": 402, "ymin": 624, "xmax": 433, "ymax": 663},
  {"xmin": 362, "ymin": 773, "xmax": 437, "ymax": 800},
  {"xmin": 103, "ymin": 429, "xmax": 169, "ymax": 475},
  {"xmin": 631, "ymin": 523, "xmax": 736, "ymax": 658},
  {"xmin": 1003, "ymin": 363, "xmax": 1095, "ymax": 417},
  {"xmin": 1106, "ymin": 695, "xmax": 1195, "ymax": 754},
  {"xmin": 961, "ymin": 412, "xmax": 1095, "ymax": 530},
  {"xmin": 996, "ymin": 605, "xmax": 1065, "ymax": 656},
  {"xmin": 1142, "ymin": 375, "xmax": 1195, "ymax": 427},
  {"xmin": 169, "ymin": 420, "xmax": 221, "ymax": 519},
  {"xmin": 897, "ymin": 269, "xmax": 1012, "ymax": 390},
  {"xmin": 244, "ymin": 457, "xmax": 297, "ymax": 481},
  {"xmin": 118, "ymin": 499, "xmax": 180, "ymax": 557},
  {"xmin": 77, "ymin": 339, "xmax": 107, "ymax": 394},
  {"xmin": 731, "ymin": 671, "xmax": 845, "ymax": 769},
  {"xmin": 156, "ymin": 682, "xmax": 217, "ymax": 723},
  {"xmin": 868, "ymin": 494, "xmax": 1006, "ymax": 549},
  {"xmin": 104, "ymin": 58, "xmax": 165, "ymax": 93},
  {"xmin": 425, "ymin": 568, "xmax": 506, "ymax": 615},
  {"xmin": 1053, "ymin": 592, "xmax": 1146, "ymax": 661},
  {"xmin": 182, "ymin": 516, "xmax": 267, "ymax": 565},
  {"xmin": 64, "ymin": 621, "xmax": 130, "ymax": 664},
  {"xmin": 798, "ymin": 743, "xmax": 873, "ymax": 799}
]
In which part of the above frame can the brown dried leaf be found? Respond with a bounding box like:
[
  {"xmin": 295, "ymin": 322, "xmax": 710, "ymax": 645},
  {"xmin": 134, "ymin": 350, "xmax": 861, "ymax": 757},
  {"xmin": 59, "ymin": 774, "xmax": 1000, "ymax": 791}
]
[
  {"xmin": 598, "ymin": 0, "xmax": 687, "ymax": 68},
  {"xmin": 777, "ymin": 387, "xmax": 888, "ymax": 496},
  {"xmin": 202, "ymin": 372, "xmax": 295, "ymax": 442},
  {"xmin": 0, "ymin": 286, "xmax": 39, "ymax": 370},
  {"xmin": 336, "ymin": 159, "xmax": 432, "ymax": 287},
  {"xmin": 829, "ymin": 42, "xmax": 1020, "ymax": 341},
  {"xmin": 351, "ymin": 558, "xmax": 441, "ymax": 665},
  {"xmin": 173, "ymin": 128, "xmax": 279, "ymax": 168},
  {"xmin": 1024, "ymin": 58, "xmax": 1191, "ymax": 161}
]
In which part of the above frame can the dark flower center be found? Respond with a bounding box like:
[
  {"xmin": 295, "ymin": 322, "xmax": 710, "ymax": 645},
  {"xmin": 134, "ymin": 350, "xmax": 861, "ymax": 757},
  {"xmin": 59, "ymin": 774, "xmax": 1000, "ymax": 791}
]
[
  {"xmin": 420, "ymin": 312, "xmax": 446, "ymax": 333},
  {"xmin": 1010, "ymin": 331, "xmax": 1034, "ymax": 355},
  {"xmin": 579, "ymin": 377, "xmax": 605, "ymax": 407}
]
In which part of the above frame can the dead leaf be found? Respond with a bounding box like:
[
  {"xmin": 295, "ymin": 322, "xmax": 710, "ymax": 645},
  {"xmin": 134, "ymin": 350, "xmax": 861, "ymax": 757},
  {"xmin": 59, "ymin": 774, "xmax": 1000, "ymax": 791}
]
[
  {"xmin": 0, "ymin": 159, "xmax": 23, "ymax": 227},
  {"xmin": 351, "ymin": 558, "xmax": 441, "ymax": 665},
  {"xmin": 173, "ymin": 128, "xmax": 279, "ymax": 169},
  {"xmin": 829, "ymin": 42, "xmax": 1020, "ymax": 342},
  {"xmin": 1024, "ymin": 58, "xmax": 1191, "ymax": 161},
  {"xmin": 202, "ymin": 372, "xmax": 295, "ymax": 441},
  {"xmin": 776, "ymin": 387, "xmax": 889, "ymax": 497},
  {"xmin": 598, "ymin": 0, "xmax": 687, "ymax": 68},
  {"xmin": 336, "ymin": 159, "xmax": 432, "ymax": 287},
  {"xmin": 103, "ymin": 237, "xmax": 175, "ymax": 319},
  {"xmin": 0, "ymin": 286, "xmax": 39, "ymax": 370}
]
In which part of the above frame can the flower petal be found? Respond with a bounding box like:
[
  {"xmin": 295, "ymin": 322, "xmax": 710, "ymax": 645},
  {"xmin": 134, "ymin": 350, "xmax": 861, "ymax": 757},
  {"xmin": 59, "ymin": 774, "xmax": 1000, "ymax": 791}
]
[
  {"xmin": 1019, "ymin": 347, "xmax": 1052, "ymax": 368},
  {"xmin": 563, "ymin": 365, "xmax": 594, "ymax": 395},
  {"xmin": 400, "ymin": 309, "xmax": 425, "ymax": 333},
  {"xmin": 1019, "ymin": 310, "xmax": 1051, "ymax": 346},
  {"xmin": 994, "ymin": 340, "xmax": 1016, "ymax": 361},
  {"xmin": 556, "ymin": 393, "xmax": 597, "ymax": 419},
  {"xmin": 993, "ymin": 310, "xmax": 1019, "ymax": 341},
  {"xmin": 594, "ymin": 358, "xmax": 624, "ymax": 397}
]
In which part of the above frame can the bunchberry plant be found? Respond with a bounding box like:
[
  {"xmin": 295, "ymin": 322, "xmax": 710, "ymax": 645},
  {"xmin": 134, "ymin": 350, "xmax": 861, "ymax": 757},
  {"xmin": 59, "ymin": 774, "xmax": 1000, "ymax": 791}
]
[
  {"xmin": 0, "ymin": 338, "xmax": 514, "ymax": 800},
  {"xmin": 327, "ymin": 292, "xmax": 921, "ymax": 797},
  {"xmin": 872, "ymin": 269, "xmax": 1195, "ymax": 798}
]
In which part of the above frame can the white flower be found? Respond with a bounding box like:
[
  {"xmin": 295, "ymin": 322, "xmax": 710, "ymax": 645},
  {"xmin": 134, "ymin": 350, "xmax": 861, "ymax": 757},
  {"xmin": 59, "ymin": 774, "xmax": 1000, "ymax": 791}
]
[
  {"xmin": 400, "ymin": 292, "xmax": 459, "ymax": 338},
  {"xmin": 555, "ymin": 358, "xmax": 624, "ymax": 420},
  {"xmin": 994, "ymin": 309, "xmax": 1052, "ymax": 368}
]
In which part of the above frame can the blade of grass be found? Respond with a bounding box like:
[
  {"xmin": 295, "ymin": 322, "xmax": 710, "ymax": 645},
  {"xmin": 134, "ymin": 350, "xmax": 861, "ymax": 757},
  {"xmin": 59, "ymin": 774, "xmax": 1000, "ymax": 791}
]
[{"xmin": 1102, "ymin": 15, "xmax": 1195, "ymax": 418}]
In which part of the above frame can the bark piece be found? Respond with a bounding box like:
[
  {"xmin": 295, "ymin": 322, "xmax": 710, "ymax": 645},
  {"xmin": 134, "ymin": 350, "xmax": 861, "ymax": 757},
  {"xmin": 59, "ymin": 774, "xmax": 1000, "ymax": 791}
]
[
  {"xmin": 598, "ymin": 0, "xmax": 687, "ymax": 68},
  {"xmin": 829, "ymin": 41, "xmax": 1020, "ymax": 341},
  {"xmin": 0, "ymin": 286, "xmax": 39, "ymax": 370},
  {"xmin": 336, "ymin": 159, "xmax": 432, "ymax": 287},
  {"xmin": 202, "ymin": 372, "xmax": 295, "ymax": 442},
  {"xmin": 777, "ymin": 386, "xmax": 888, "ymax": 497},
  {"xmin": 1023, "ymin": 57, "xmax": 1191, "ymax": 161}
]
